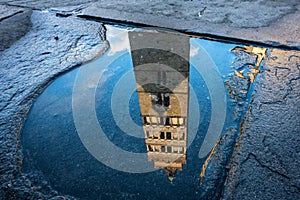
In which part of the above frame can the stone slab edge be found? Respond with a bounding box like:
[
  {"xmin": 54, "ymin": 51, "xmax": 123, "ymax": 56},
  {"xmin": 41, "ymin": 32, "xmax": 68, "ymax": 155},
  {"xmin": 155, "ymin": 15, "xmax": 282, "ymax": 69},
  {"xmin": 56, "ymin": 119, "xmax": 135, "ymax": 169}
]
[
  {"xmin": 0, "ymin": 4, "xmax": 25, "ymax": 21},
  {"xmin": 79, "ymin": 5, "xmax": 300, "ymax": 50}
]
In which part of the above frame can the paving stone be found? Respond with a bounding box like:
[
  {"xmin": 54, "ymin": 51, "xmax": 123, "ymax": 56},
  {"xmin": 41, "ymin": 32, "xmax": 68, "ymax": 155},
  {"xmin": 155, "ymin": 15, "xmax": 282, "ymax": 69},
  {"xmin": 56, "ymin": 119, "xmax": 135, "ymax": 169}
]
[
  {"xmin": 79, "ymin": 0, "xmax": 300, "ymax": 49},
  {"xmin": 0, "ymin": 10, "xmax": 32, "ymax": 52},
  {"xmin": 0, "ymin": 4, "xmax": 24, "ymax": 20},
  {"xmin": 0, "ymin": 0, "xmax": 94, "ymax": 10},
  {"xmin": 0, "ymin": 10, "xmax": 108, "ymax": 198},
  {"xmin": 223, "ymin": 49, "xmax": 300, "ymax": 200}
]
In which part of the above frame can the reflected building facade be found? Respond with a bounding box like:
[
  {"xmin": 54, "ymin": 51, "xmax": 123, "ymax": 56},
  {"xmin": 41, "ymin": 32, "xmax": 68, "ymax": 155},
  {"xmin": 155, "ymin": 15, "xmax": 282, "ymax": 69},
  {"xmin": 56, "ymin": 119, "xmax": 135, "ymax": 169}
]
[{"xmin": 129, "ymin": 31, "xmax": 190, "ymax": 182}]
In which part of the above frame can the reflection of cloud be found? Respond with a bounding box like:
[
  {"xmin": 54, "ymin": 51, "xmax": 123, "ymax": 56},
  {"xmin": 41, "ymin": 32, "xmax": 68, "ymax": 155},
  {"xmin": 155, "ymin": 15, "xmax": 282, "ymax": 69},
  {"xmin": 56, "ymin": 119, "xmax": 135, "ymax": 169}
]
[
  {"xmin": 106, "ymin": 26, "xmax": 130, "ymax": 56},
  {"xmin": 190, "ymin": 45, "xmax": 199, "ymax": 57},
  {"xmin": 72, "ymin": 70, "xmax": 105, "ymax": 109}
]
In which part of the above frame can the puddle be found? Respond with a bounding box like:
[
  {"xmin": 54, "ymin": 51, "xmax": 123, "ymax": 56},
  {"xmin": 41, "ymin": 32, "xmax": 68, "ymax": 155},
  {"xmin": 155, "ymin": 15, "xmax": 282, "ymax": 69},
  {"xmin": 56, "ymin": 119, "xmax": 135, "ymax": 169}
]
[{"xmin": 21, "ymin": 25, "xmax": 264, "ymax": 199}]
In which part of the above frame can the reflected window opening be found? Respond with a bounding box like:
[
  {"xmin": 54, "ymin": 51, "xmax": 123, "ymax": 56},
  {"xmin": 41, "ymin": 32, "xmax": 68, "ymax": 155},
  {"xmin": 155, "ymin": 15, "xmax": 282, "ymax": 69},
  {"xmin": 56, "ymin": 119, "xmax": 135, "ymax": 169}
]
[
  {"xmin": 160, "ymin": 132, "xmax": 165, "ymax": 139},
  {"xmin": 148, "ymin": 145, "xmax": 153, "ymax": 152},
  {"xmin": 163, "ymin": 93, "xmax": 170, "ymax": 107},
  {"xmin": 167, "ymin": 146, "xmax": 172, "ymax": 153},
  {"xmin": 166, "ymin": 132, "xmax": 172, "ymax": 140},
  {"xmin": 165, "ymin": 117, "xmax": 170, "ymax": 126}
]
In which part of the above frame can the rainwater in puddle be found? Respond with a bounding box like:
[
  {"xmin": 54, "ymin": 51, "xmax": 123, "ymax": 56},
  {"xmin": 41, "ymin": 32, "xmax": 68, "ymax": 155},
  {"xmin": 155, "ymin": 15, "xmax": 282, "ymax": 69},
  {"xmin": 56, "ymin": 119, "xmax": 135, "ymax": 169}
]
[{"xmin": 21, "ymin": 25, "xmax": 252, "ymax": 199}]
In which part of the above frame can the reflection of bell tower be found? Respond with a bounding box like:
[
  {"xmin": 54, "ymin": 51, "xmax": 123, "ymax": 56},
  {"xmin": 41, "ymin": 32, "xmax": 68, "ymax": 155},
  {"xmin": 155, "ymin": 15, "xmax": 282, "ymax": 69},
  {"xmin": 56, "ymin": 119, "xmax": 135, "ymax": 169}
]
[{"xmin": 129, "ymin": 30, "xmax": 190, "ymax": 182}]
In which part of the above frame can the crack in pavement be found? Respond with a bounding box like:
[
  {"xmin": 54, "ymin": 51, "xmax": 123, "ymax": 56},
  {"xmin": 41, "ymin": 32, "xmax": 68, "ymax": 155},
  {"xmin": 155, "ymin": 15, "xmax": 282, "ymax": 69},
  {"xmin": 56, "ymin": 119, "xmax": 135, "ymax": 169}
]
[{"xmin": 241, "ymin": 152, "xmax": 290, "ymax": 180}]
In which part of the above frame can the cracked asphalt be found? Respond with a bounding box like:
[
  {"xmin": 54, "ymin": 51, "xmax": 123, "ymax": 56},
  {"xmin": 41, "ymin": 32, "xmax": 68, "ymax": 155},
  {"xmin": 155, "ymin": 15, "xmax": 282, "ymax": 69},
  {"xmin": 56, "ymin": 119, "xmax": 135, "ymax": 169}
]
[{"xmin": 0, "ymin": 0, "xmax": 299, "ymax": 199}]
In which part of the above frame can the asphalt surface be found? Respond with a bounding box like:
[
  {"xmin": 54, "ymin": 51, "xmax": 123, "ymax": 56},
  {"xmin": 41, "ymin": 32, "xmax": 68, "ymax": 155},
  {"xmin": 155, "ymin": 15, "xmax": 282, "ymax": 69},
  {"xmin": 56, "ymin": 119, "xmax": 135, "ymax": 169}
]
[{"xmin": 0, "ymin": 1, "xmax": 299, "ymax": 199}]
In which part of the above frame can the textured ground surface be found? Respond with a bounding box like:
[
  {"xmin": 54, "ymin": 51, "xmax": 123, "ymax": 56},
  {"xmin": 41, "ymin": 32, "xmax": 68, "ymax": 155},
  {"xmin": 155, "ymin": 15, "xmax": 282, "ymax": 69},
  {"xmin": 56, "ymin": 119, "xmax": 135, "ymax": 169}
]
[
  {"xmin": 1, "ymin": 0, "xmax": 300, "ymax": 48},
  {"xmin": 223, "ymin": 49, "xmax": 300, "ymax": 200},
  {"xmin": 78, "ymin": 0, "xmax": 300, "ymax": 49},
  {"xmin": 0, "ymin": 0, "xmax": 299, "ymax": 199},
  {"xmin": 0, "ymin": 8, "xmax": 108, "ymax": 199}
]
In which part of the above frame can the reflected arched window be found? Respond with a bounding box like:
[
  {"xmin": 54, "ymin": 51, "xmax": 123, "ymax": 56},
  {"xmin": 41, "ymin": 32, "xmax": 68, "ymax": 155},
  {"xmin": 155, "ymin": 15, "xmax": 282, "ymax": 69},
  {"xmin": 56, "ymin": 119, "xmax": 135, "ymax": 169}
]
[{"xmin": 163, "ymin": 93, "xmax": 170, "ymax": 107}]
